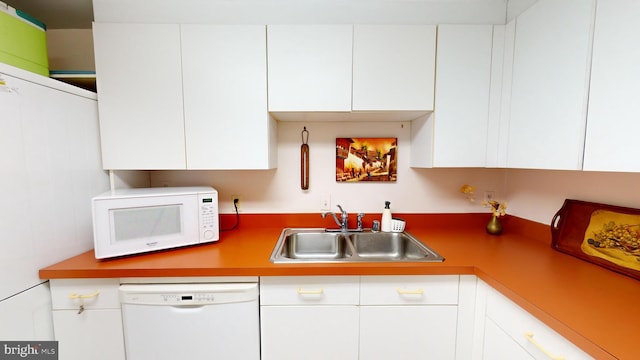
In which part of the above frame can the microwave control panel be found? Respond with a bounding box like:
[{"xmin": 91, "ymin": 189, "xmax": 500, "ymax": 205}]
[{"xmin": 199, "ymin": 192, "xmax": 219, "ymax": 242}]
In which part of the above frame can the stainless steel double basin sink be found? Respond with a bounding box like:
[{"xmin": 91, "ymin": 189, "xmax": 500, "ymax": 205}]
[{"xmin": 270, "ymin": 228, "xmax": 444, "ymax": 263}]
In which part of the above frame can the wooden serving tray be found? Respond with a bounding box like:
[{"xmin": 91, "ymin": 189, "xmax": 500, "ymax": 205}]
[{"xmin": 551, "ymin": 199, "xmax": 640, "ymax": 280}]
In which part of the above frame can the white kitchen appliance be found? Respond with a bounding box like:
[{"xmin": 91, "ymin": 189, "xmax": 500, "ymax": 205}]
[
  {"xmin": 119, "ymin": 282, "xmax": 260, "ymax": 360},
  {"xmin": 91, "ymin": 186, "xmax": 218, "ymax": 259}
]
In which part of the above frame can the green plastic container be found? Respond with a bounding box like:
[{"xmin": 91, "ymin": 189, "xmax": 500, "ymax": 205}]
[{"xmin": 0, "ymin": 5, "xmax": 48, "ymax": 76}]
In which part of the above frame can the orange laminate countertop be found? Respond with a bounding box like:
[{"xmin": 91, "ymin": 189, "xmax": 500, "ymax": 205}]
[{"xmin": 40, "ymin": 213, "xmax": 638, "ymax": 360}]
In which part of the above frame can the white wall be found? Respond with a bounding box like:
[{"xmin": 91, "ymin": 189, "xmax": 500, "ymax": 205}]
[
  {"xmin": 151, "ymin": 121, "xmax": 640, "ymax": 226},
  {"xmin": 151, "ymin": 121, "xmax": 508, "ymax": 215},
  {"xmin": 46, "ymin": 29, "xmax": 95, "ymax": 71},
  {"xmin": 505, "ymin": 169, "xmax": 640, "ymax": 224}
]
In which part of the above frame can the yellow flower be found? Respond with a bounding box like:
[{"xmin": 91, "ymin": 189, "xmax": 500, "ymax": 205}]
[
  {"xmin": 460, "ymin": 184, "xmax": 476, "ymax": 195},
  {"xmin": 460, "ymin": 184, "xmax": 507, "ymax": 216},
  {"xmin": 483, "ymin": 200, "xmax": 507, "ymax": 217},
  {"xmin": 460, "ymin": 184, "xmax": 476, "ymax": 202}
]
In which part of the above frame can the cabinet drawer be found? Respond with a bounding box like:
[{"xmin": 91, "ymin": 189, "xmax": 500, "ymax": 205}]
[
  {"xmin": 486, "ymin": 287, "xmax": 592, "ymax": 360},
  {"xmin": 50, "ymin": 278, "xmax": 120, "ymax": 310},
  {"xmin": 360, "ymin": 275, "xmax": 459, "ymax": 305},
  {"xmin": 260, "ymin": 276, "xmax": 359, "ymax": 305}
]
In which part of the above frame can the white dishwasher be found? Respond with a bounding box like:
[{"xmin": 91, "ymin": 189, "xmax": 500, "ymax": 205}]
[{"xmin": 119, "ymin": 282, "xmax": 260, "ymax": 360}]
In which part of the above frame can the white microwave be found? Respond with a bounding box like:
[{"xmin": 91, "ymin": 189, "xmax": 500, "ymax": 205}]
[{"xmin": 92, "ymin": 186, "xmax": 219, "ymax": 259}]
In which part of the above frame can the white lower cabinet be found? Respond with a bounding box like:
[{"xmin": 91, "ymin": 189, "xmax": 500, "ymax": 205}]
[
  {"xmin": 261, "ymin": 306, "xmax": 359, "ymax": 360},
  {"xmin": 359, "ymin": 275, "xmax": 460, "ymax": 359},
  {"xmin": 475, "ymin": 280, "xmax": 592, "ymax": 360},
  {"xmin": 52, "ymin": 309, "xmax": 125, "ymax": 360},
  {"xmin": 50, "ymin": 279, "xmax": 125, "ymax": 360},
  {"xmin": 482, "ymin": 317, "xmax": 534, "ymax": 359},
  {"xmin": 47, "ymin": 275, "xmax": 595, "ymax": 360},
  {"xmin": 260, "ymin": 275, "xmax": 466, "ymax": 360},
  {"xmin": 260, "ymin": 276, "xmax": 360, "ymax": 360},
  {"xmin": 359, "ymin": 305, "xmax": 457, "ymax": 359}
]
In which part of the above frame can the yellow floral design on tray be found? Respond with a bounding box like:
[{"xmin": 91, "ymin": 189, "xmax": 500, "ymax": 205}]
[{"xmin": 582, "ymin": 210, "xmax": 640, "ymax": 271}]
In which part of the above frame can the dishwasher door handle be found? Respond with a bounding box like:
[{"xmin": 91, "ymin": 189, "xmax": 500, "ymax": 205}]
[{"xmin": 169, "ymin": 305, "xmax": 206, "ymax": 313}]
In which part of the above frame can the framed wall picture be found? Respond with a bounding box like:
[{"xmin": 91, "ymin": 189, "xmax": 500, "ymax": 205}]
[{"xmin": 336, "ymin": 138, "xmax": 397, "ymax": 182}]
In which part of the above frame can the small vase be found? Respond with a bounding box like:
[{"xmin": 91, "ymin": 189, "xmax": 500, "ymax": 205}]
[{"xmin": 486, "ymin": 215, "xmax": 503, "ymax": 235}]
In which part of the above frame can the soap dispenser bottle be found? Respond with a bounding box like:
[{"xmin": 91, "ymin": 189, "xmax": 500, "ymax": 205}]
[{"xmin": 381, "ymin": 201, "xmax": 392, "ymax": 232}]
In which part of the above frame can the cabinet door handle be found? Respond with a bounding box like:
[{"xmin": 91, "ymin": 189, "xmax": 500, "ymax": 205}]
[
  {"xmin": 69, "ymin": 291, "xmax": 100, "ymax": 315},
  {"xmin": 296, "ymin": 288, "xmax": 323, "ymax": 295},
  {"xmin": 68, "ymin": 290, "xmax": 100, "ymax": 300},
  {"xmin": 524, "ymin": 332, "xmax": 565, "ymax": 360},
  {"xmin": 396, "ymin": 287, "xmax": 424, "ymax": 295}
]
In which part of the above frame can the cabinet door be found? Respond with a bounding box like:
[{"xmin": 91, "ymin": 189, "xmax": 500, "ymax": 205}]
[
  {"xmin": 50, "ymin": 279, "xmax": 124, "ymax": 360},
  {"xmin": 410, "ymin": 25, "xmax": 493, "ymax": 168},
  {"xmin": 352, "ymin": 25, "xmax": 436, "ymax": 111},
  {"xmin": 260, "ymin": 306, "xmax": 359, "ymax": 360},
  {"xmin": 483, "ymin": 317, "xmax": 535, "ymax": 360},
  {"xmin": 485, "ymin": 284, "xmax": 592, "ymax": 360},
  {"xmin": 52, "ymin": 309, "xmax": 125, "ymax": 360},
  {"xmin": 181, "ymin": 25, "xmax": 276, "ymax": 169},
  {"xmin": 93, "ymin": 23, "xmax": 186, "ymax": 169},
  {"xmin": 267, "ymin": 25, "xmax": 353, "ymax": 112},
  {"xmin": 507, "ymin": 0, "xmax": 595, "ymax": 170},
  {"xmin": 359, "ymin": 305, "xmax": 457, "ymax": 360},
  {"xmin": 584, "ymin": 0, "xmax": 640, "ymax": 172},
  {"xmin": 486, "ymin": 20, "xmax": 516, "ymax": 168},
  {"xmin": 434, "ymin": 25, "xmax": 493, "ymax": 167}
]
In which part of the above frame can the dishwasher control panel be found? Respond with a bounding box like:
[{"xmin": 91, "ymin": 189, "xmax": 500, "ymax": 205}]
[{"xmin": 119, "ymin": 283, "xmax": 258, "ymax": 306}]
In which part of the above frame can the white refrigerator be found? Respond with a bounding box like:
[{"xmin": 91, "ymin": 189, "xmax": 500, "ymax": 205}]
[{"xmin": 0, "ymin": 63, "xmax": 110, "ymax": 340}]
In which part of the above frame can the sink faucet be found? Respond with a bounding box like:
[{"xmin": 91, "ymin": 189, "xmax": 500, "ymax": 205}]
[
  {"xmin": 322, "ymin": 205, "xmax": 348, "ymax": 231},
  {"xmin": 322, "ymin": 206, "xmax": 365, "ymax": 232}
]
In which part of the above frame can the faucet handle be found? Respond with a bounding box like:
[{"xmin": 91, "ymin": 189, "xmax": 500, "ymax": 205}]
[{"xmin": 335, "ymin": 204, "xmax": 348, "ymax": 229}]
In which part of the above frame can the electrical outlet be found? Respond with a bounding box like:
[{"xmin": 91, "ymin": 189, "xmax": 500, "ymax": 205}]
[
  {"xmin": 484, "ymin": 191, "xmax": 495, "ymax": 203},
  {"xmin": 320, "ymin": 194, "xmax": 331, "ymax": 211},
  {"xmin": 231, "ymin": 194, "xmax": 241, "ymax": 212}
]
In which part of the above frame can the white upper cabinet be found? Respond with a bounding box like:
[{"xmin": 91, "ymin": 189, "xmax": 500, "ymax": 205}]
[
  {"xmin": 506, "ymin": 0, "xmax": 595, "ymax": 170},
  {"xmin": 584, "ymin": 0, "xmax": 640, "ymax": 172},
  {"xmin": 433, "ymin": 24, "xmax": 493, "ymax": 167},
  {"xmin": 486, "ymin": 20, "xmax": 516, "ymax": 168},
  {"xmin": 352, "ymin": 25, "xmax": 436, "ymax": 112},
  {"xmin": 94, "ymin": 23, "xmax": 276, "ymax": 170},
  {"xmin": 410, "ymin": 25, "xmax": 494, "ymax": 168},
  {"xmin": 267, "ymin": 25, "xmax": 353, "ymax": 113},
  {"xmin": 93, "ymin": 23, "xmax": 186, "ymax": 169},
  {"xmin": 267, "ymin": 24, "xmax": 436, "ymax": 121},
  {"xmin": 181, "ymin": 25, "xmax": 276, "ymax": 170}
]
